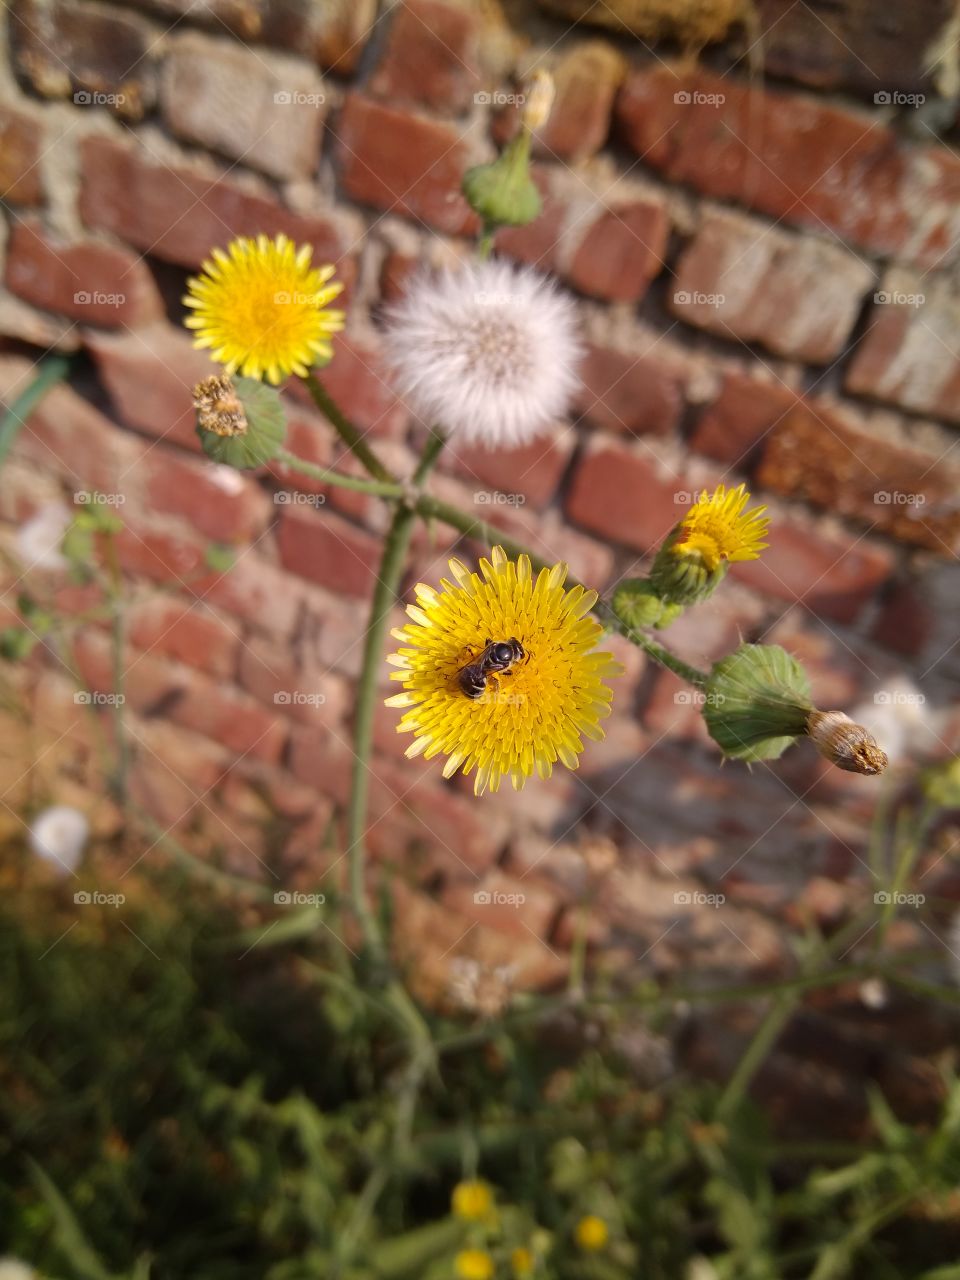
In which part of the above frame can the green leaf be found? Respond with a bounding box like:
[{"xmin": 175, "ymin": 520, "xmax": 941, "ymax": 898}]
[{"xmin": 198, "ymin": 376, "xmax": 287, "ymax": 469}]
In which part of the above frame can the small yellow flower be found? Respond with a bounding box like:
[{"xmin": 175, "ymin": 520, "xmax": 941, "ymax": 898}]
[
  {"xmin": 511, "ymin": 1245, "xmax": 534, "ymax": 1275},
  {"xmin": 455, "ymin": 1248, "xmax": 495, "ymax": 1280},
  {"xmin": 574, "ymin": 1215, "xmax": 609, "ymax": 1251},
  {"xmin": 386, "ymin": 548, "xmax": 622, "ymax": 795},
  {"xmin": 183, "ymin": 233, "xmax": 344, "ymax": 384},
  {"xmin": 452, "ymin": 1179, "xmax": 495, "ymax": 1222},
  {"xmin": 673, "ymin": 483, "xmax": 769, "ymax": 573}
]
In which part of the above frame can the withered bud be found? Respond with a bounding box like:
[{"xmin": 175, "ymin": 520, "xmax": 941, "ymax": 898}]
[
  {"xmin": 806, "ymin": 710, "xmax": 888, "ymax": 776},
  {"xmin": 194, "ymin": 374, "xmax": 248, "ymax": 437},
  {"xmin": 522, "ymin": 68, "xmax": 555, "ymax": 132}
]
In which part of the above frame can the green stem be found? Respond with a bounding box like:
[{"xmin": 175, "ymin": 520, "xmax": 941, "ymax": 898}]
[
  {"xmin": 275, "ymin": 449, "xmax": 404, "ymax": 499},
  {"xmin": 102, "ymin": 533, "xmax": 130, "ymax": 808},
  {"xmin": 0, "ymin": 354, "xmax": 71, "ymax": 472},
  {"xmin": 345, "ymin": 430, "xmax": 446, "ymax": 953},
  {"xmin": 303, "ymin": 373, "xmax": 395, "ymax": 485}
]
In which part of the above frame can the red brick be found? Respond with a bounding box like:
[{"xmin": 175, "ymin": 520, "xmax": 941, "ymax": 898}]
[
  {"xmin": 142, "ymin": 447, "xmax": 272, "ymax": 543},
  {"xmin": 5, "ymin": 219, "xmax": 163, "ymax": 328},
  {"xmin": 161, "ymin": 32, "xmax": 325, "ymax": 181},
  {"xmin": 574, "ymin": 342, "xmax": 684, "ymax": 437},
  {"xmin": 261, "ymin": 0, "xmax": 376, "ymax": 74},
  {"xmin": 441, "ymin": 431, "xmax": 574, "ymax": 508},
  {"xmin": 691, "ymin": 372, "xmax": 800, "ymax": 464},
  {"xmin": 128, "ymin": 716, "xmax": 230, "ymax": 829},
  {"xmin": 202, "ymin": 551, "xmax": 323, "ymax": 640},
  {"xmin": 85, "ymin": 324, "xmax": 217, "ymax": 450},
  {"xmin": 277, "ymin": 505, "xmax": 381, "ymax": 597},
  {"xmin": 12, "ymin": 0, "xmax": 156, "ymax": 119},
  {"xmin": 0, "ymin": 290, "xmax": 78, "ymax": 352},
  {"xmin": 565, "ymin": 198, "xmax": 668, "ymax": 303},
  {"xmin": 442, "ymin": 870, "xmax": 559, "ymax": 940},
  {"xmin": 670, "ymin": 208, "xmax": 872, "ymax": 362},
  {"xmin": 730, "ymin": 518, "xmax": 893, "ymax": 622},
  {"xmin": 494, "ymin": 167, "xmax": 567, "ymax": 272},
  {"xmin": 78, "ymin": 136, "xmax": 353, "ymax": 281},
  {"xmin": 565, "ymin": 442, "xmax": 681, "ymax": 551},
  {"xmin": 642, "ymin": 669, "xmax": 715, "ymax": 748},
  {"xmin": 756, "ymin": 403, "xmax": 960, "ymax": 553},
  {"xmin": 0, "ymin": 105, "xmax": 44, "ymax": 204},
  {"xmin": 287, "ymin": 332, "xmax": 409, "ymax": 437},
  {"xmin": 238, "ymin": 632, "xmax": 350, "ymax": 728},
  {"xmin": 368, "ymin": 0, "xmax": 481, "ymax": 114},
  {"xmin": 870, "ymin": 581, "xmax": 935, "ymax": 658},
  {"xmin": 616, "ymin": 67, "xmax": 960, "ymax": 271},
  {"xmin": 335, "ymin": 93, "xmax": 479, "ymax": 236},
  {"xmin": 115, "ymin": 520, "xmax": 208, "ymax": 586},
  {"xmin": 525, "ymin": 40, "xmax": 627, "ymax": 163},
  {"xmin": 845, "ymin": 272, "xmax": 960, "ymax": 423},
  {"xmin": 763, "ymin": 613, "xmax": 871, "ymax": 709},
  {"xmin": 127, "ymin": 596, "xmax": 239, "ymax": 680}
]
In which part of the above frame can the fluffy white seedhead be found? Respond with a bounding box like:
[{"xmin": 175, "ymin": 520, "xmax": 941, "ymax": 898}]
[
  {"xmin": 28, "ymin": 805, "xmax": 90, "ymax": 874},
  {"xmin": 381, "ymin": 259, "xmax": 582, "ymax": 448},
  {"xmin": 15, "ymin": 502, "xmax": 71, "ymax": 571}
]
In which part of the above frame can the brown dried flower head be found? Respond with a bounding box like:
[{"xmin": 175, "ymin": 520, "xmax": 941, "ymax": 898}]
[
  {"xmin": 806, "ymin": 710, "xmax": 888, "ymax": 776},
  {"xmin": 193, "ymin": 373, "xmax": 248, "ymax": 437}
]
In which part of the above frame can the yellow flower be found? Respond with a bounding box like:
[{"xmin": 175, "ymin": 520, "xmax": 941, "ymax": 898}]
[
  {"xmin": 574, "ymin": 1215, "xmax": 608, "ymax": 1251},
  {"xmin": 386, "ymin": 548, "xmax": 622, "ymax": 796},
  {"xmin": 455, "ymin": 1249, "xmax": 495, "ymax": 1280},
  {"xmin": 511, "ymin": 1246, "xmax": 534, "ymax": 1275},
  {"xmin": 452, "ymin": 1179, "xmax": 495, "ymax": 1222},
  {"xmin": 183, "ymin": 233, "xmax": 344, "ymax": 384},
  {"xmin": 672, "ymin": 483, "xmax": 769, "ymax": 573}
]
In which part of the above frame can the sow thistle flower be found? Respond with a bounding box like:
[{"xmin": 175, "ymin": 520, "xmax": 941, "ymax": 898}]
[
  {"xmin": 651, "ymin": 483, "xmax": 770, "ymax": 606},
  {"xmin": 386, "ymin": 548, "xmax": 621, "ymax": 795},
  {"xmin": 381, "ymin": 259, "xmax": 581, "ymax": 448},
  {"xmin": 183, "ymin": 233, "xmax": 344, "ymax": 384}
]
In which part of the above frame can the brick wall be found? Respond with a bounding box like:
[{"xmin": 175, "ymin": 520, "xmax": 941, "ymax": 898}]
[{"xmin": 2, "ymin": 0, "xmax": 960, "ymax": 1012}]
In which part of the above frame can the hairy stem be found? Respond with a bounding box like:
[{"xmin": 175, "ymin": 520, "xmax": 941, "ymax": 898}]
[
  {"xmin": 303, "ymin": 372, "xmax": 395, "ymax": 485},
  {"xmin": 275, "ymin": 448, "xmax": 404, "ymax": 499}
]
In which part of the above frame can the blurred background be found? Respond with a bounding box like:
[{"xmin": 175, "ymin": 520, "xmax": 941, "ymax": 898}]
[{"xmin": 2, "ymin": 0, "xmax": 960, "ymax": 1276}]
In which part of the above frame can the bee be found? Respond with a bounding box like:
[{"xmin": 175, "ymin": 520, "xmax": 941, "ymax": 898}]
[{"xmin": 456, "ymin": 637, "xmax": 526, "ymax": 700}]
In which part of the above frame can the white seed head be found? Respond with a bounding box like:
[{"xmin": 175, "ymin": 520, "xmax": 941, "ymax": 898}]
[
  {"xmin": 15, "ymin": 502, "xmax": 72, "ymax": 571},
  {"xmin": 381, "ymin": 259, "xmax": 582, "ymax": 449},
  {"xmin": 28, "ymin": 805, "xmax": 90, "ymax": 874}
]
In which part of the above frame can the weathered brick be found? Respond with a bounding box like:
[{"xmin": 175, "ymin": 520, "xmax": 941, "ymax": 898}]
[
  {"xmin": 85, "ymin": 324, "xmax": 217, "ymax": 450},
  {"xmin": 756, "ymin": 403, "xmax": 960, "ymax": 553},
  {"xmin": 441, "ymin": 431, "xmax": 574, "ymax": 509},
  {"xmin": 565, "ymin": 441, "xmax": 680, "ymax": 551},
  {"xmin": 0, "ymin": 105, "xmax": 44, "ymax": 204},
  {"xmin": 128, "ymin": 715, "xmax": 231, "ymax": 829},
  {"xmin": 161, "ymin": 32, "xmax": 325, "ymax": 181},
  {"xmin": 5, "ymin": 219, "xmax": 163, "ymax": 328},
  {"xmin": 126, "ymin": 596, "xmax": 239, "ymax": 680},
  {"xmin": 79, "ymin": 136, "xmax": 352, "ymax": 279},
  {"xmin": 616, "ymin": 67, "xmax": 960, "ymax": 270},
  {"xmin": 565, "ymin": 198, "xmax": 668, "ymax": 303},
  {"xmin": 287, "ymin": 333, "xmax": 409, "ymax": 437},
  {"xmin": 142, "ymin": 447, "xmax": 273, "ymax": 543},
  {"xmin": 845, "ymin": 271, "xmax": 960, "ymax": 423},
  {"xmin": 368, "ymin": 0, "xmax": 481, "ymax": 114},
  {"xmin": 730, "ymin": 517, "xmax": 893, "ymax": 623},
  {"xmin": 0, "ymin": 288, "xmax": 79, "ymax": 352},
  {"xmin": 642, "ymin": 669, "xmax": 716, "ymax": 749},
  {"xmin": 690, "ymin": 371, "xmax": 800, "ymax": 464},
  {"xmin": 277, "ymin": 505, "xmax": 382, "ymax": 597},
  {"xmin": 442, "ymin": 870, "xmax": 559, "ymax": 940},
  {"xmin": 12, "ymin": 0, "xmax": 156, "ymax": 119},
  {"xmin": 870, "ymin": 581, "xmax": 935, "ymax": 658},
  {"xmin": 335, "ymin": 93, "xmax": 480, "ymax": 236},
  {"xmin": 238, "ymin": 632, "xmax": 350, "ymax": 728},
  {"xmin": 262, "ymin": 0, "xmax": 376, "ymax": 74},
  {"xmin": 670, "ymin": 207, "xmax": 873, "ymax": 362},
  {"xmin": 574, "ymin": 342, "xmax": 685, "ymax": 437}
]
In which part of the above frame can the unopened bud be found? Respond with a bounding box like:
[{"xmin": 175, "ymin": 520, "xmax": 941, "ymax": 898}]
[
  {"xmin": 806, "ymin": 710, "xmax": 888, "ymax": 776},
  {"xmin": 522, "ymin": 69, "xmax": 555, "ymax": 131}
]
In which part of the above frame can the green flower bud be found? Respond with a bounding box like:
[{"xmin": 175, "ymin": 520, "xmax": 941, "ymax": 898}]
[
  {"xmin": 195, "ymin": 374, "xmax": 286, "ymax": 469},
  {"xmin": 649, "ymin": 526, "xmax": 728, "ymax": 605},
  {"xmin": 462, "ymin": 132, "xmax": 541, "ymax": 231},
  {"xmin": 611, "ymin": 578, "xmax": 668, "ymax": 629},
  {"xmin": 702, "ymin": 643, "xmax": 812, "ymax": 762}
]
